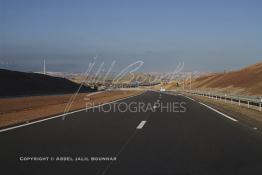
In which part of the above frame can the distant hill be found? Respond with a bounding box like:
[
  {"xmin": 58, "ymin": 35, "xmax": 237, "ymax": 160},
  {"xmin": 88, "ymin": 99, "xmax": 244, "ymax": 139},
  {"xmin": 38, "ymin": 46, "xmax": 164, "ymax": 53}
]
[
  {"xmin": 0, "ymin": 69, "xmax": 96, "ymax": 97},
  {"xmin": 192, "ymin": 62, "xmax": 262, "ymax": 95}
]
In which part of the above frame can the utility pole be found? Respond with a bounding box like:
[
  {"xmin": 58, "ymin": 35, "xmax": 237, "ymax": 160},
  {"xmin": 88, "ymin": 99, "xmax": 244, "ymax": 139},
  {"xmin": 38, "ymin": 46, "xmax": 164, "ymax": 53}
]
[
  {"xmin": 183, "ymin": 75, "xmax": 185, "ymax": 90},
  {"xmin": 43, "ymin": 59, "xmax": 46, "ymax": 75},
  {"xmin": 190, "ymin": 72, "xmax": 192, "ymax": 90}
]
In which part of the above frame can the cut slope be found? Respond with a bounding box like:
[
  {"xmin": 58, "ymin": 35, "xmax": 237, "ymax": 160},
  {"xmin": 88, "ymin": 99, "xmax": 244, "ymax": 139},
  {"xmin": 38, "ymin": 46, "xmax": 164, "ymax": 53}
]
[
  {"xmin": 192, "ymin": 62, "xmax": 262, "ymax": 95},
  {"xmin": 0, "ymin": 69, "xmax": 95, "ymax": 97}
]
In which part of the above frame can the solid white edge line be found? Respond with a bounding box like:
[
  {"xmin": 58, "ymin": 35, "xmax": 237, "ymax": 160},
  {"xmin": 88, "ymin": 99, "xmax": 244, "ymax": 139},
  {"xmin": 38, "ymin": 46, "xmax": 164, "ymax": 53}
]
[
  {"xmin": 136, "ymin": 121, "xmax": 147, "ymax": 129},
  {"xmin": 199, "ymin": 102, "xmax": 238, "ymax": 122},
  {"xmin": 0, "ymin": 91, "xmax": 145, "ymax": 133},
  {"xmin": 183, "ymin": 95, "xmax": 195, "ymax": 101}
]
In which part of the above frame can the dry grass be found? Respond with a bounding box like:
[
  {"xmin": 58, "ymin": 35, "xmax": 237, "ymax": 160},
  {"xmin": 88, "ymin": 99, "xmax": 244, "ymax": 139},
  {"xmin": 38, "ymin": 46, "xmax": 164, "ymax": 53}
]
[{"xmin": 0, "ymin": 90, "xmax": 143, "ymax": 128}]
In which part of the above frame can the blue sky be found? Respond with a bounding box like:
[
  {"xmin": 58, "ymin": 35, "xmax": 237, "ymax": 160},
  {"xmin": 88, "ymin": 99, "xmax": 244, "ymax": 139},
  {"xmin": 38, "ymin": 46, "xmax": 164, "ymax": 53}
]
[{"xmin": 1, "ymin": 0, "xmax": 262, "ymax": 72}]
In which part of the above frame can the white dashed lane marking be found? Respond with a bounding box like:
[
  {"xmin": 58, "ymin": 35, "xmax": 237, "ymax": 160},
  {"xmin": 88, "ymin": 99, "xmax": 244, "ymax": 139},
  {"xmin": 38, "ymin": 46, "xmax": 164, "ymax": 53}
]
[{"xmin": 136, "ymin": 121, "xmax": 147, "ymax": 129}]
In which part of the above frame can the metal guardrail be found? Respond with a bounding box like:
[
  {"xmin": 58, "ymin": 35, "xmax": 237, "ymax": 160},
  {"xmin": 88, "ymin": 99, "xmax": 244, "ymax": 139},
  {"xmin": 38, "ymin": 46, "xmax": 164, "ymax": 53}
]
[{"xmin": 167, "ymin": 90, "xmax": 262, "ymax": 111}]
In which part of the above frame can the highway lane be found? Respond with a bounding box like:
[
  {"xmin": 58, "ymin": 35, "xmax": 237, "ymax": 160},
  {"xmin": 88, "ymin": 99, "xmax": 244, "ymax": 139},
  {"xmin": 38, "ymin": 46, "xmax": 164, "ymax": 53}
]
[
  {"xmin": 0, "ymin": 91, "xmax": 158, "ymax": 174},
  {"xmin": 108, "ymin": 93, "xmax": 262, "ymax": 175},
  {"xmin": 1, "ymin": 91, "xmax": 262, "ymax": 175}
]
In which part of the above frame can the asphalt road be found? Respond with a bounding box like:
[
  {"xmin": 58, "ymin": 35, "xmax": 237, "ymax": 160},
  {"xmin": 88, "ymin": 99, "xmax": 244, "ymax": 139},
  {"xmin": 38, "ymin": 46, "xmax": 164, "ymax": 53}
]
[{"xmin": 1, "ymin": 91, "xmax": 262, "ymax": 175}]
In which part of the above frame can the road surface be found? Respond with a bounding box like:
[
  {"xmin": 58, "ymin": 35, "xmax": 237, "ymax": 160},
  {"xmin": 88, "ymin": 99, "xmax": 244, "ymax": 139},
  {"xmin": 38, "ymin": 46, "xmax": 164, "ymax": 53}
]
[{"xmin": 1, "ymin": 91, "xmax": 262, "ymax": 175}]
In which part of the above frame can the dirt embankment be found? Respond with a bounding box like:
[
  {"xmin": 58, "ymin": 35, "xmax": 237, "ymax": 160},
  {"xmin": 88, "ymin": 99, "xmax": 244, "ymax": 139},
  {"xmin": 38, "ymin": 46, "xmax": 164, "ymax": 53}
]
[
  {"xmin": 0, "ymin": 90, "xmax": 142, "ymax": 128},
  {"xmin": 191, "ymin": 62, "xmax": 262, "ymax": 96}
]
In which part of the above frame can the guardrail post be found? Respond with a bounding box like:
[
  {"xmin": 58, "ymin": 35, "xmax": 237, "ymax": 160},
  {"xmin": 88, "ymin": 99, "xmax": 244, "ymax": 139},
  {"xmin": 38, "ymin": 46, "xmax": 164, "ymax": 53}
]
[
  {"xmin": 231, "ymin": 98, "xmax": 233, "ymax": 104},
  {"xmin": 248, "ymin": 101, "xmax": 250, "ymax": 108},
  {"xmin": 239, "ymin": 99, "xmax": 240, "ymax": 106},
  {"xmin": 260, "ymin": 99, "xmax": 262, "ymax": 111}
]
